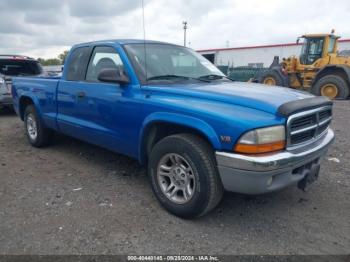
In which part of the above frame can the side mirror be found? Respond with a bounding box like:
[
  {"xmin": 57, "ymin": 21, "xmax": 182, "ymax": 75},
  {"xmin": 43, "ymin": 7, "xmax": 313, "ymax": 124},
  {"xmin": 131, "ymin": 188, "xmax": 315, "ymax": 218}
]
[{"xmin": 97, "ymin": 68, "xmax": 129, "ymax": 85}]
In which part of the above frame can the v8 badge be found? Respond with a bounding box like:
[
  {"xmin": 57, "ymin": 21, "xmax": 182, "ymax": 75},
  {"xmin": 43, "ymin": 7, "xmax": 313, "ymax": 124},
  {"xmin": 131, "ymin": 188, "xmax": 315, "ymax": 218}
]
[{"xmin": 220, "ymin": 135, "xmax": 231, "ymax": 143}]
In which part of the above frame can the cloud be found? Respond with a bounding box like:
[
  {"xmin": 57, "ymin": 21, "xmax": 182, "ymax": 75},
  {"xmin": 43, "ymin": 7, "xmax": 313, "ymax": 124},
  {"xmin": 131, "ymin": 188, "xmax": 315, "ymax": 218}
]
[
  {"xmin": 0, "ymin": 18, "xmax": 29, "ymax": 35},
  {"xmin": 0, "ymin": 0, "xmax": 62, "ymax": 10},
  {"xmin": 0, "ymin": 0, "xmax": 349, "ymax": 59},
  {"xmin": 68, "ymin": 0, "xmax": 139, "ymax": 18},
  {"xmin": 24, "ymin": 11, "xmax": 63, "ymax": 25}
]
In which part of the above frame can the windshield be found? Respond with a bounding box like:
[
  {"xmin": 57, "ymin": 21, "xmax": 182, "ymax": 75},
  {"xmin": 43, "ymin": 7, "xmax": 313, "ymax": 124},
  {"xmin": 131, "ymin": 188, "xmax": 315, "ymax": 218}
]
[
  {"xmin": 300, "ymin": 37, "xmax": 324, "ymax": 65},
  {"xmin": 0, "ymin": 59, "xmax": 42, "ymax": 76},
  {"xmin": 124, "ymin": 43, "xmax": 225, "ymax": 83}
]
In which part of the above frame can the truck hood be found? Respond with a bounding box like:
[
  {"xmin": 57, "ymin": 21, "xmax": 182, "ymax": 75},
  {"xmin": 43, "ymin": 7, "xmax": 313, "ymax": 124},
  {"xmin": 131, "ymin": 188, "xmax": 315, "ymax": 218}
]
[{"xmin": 145, "ymin": 81, "xmax": 314, "ymax": 116}]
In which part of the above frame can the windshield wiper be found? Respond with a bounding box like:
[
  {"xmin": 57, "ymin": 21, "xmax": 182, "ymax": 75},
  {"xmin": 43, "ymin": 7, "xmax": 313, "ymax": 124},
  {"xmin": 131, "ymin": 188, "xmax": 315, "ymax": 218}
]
[
  {"xmin": 198, "ymin": 74, "xmax": 232, "ymax": 81},
  {"xmin": 147, "ymin": 74, "xmax": 210, "ymax": 82}
]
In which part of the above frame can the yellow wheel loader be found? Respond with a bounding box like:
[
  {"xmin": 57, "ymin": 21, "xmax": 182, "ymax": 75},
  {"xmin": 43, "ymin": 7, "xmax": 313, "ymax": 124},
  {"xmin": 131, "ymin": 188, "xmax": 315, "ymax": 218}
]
[{"xmin": 259, "ymin": 32, "xmax": 350, "ymax": 99}]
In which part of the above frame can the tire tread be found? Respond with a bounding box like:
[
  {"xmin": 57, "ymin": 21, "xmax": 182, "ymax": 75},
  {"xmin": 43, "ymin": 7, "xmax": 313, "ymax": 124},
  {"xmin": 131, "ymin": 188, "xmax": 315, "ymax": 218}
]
[
  {"xmin": 312, "ymin": 74, "xmax": 349, "ymax": 99},
  {"xmin": 172, "ymin": 134, "xmax": 223, "ymax": 217}
]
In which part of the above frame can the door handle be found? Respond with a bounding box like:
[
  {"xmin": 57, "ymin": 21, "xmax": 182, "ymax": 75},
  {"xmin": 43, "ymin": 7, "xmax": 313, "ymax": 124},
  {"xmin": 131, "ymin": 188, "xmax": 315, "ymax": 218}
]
[{"xmin": 77, "ymin": 91, "xmax": 86, "ymax": 98}]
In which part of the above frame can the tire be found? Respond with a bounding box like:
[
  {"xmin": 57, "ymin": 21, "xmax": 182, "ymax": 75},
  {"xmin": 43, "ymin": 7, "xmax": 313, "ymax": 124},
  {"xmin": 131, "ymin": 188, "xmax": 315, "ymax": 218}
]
[
  {"xmin": 311, "ymin": 75, "xmax": 349, "ymax": 100},
  {"xmin": 259, "ymin": 69, "xmax": 284, "ymax": 86},
  {"xmin": 24, "ymin": 105, "xmax": 54, "ymax": 147},
  {"xmin": 148, "ymin": 133, "xmax": 223, "ymax": 218}
]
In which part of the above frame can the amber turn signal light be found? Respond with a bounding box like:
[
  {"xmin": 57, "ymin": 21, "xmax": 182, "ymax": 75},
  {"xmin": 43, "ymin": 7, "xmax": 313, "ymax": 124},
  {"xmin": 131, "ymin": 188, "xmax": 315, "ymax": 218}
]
[{"xmin": 234, "ymin": 140, "xmax": 285, "ymax": 154}]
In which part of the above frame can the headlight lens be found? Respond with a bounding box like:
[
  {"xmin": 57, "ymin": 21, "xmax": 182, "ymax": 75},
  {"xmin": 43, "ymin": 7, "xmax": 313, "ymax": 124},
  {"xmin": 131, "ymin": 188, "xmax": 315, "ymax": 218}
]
[{"xmin": 234, "ymin": 125, "xmax": 286, "ymax": 154}]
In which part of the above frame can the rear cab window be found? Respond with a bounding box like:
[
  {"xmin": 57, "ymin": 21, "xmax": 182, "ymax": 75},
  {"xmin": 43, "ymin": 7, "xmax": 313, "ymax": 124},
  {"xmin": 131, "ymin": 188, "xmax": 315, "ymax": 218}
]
[{"xmin": 65, "ymin": 46, "xmax": 91, "ymax": 81}]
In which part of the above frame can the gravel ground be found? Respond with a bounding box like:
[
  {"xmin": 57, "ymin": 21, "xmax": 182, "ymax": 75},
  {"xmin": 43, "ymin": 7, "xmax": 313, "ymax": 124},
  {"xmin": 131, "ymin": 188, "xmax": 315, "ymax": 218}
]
[{"xmin": 0, "ymin": 101, "xmax": 349, "ymax": 255}]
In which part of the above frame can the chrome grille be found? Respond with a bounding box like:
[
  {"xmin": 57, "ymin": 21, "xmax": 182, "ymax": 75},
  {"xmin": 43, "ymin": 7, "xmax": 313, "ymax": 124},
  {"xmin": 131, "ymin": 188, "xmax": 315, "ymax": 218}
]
[{"xmin": 287, "ymin": 106, "xmax": 332, "ymax": 149}]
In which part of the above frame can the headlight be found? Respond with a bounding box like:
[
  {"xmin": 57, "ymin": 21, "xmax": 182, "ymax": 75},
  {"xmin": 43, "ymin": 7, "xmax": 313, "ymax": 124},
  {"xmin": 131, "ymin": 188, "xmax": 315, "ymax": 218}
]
[{"xmin": 234, "ymin": 125, "xmax": 286, "ymax": 154}]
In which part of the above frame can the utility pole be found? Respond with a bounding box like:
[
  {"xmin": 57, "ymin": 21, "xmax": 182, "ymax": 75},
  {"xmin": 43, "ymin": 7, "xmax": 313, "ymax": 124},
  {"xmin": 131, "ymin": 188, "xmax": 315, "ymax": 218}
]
[{"xmin": 183, "ymin": 21, "xmax": 188, "ymax": 47}]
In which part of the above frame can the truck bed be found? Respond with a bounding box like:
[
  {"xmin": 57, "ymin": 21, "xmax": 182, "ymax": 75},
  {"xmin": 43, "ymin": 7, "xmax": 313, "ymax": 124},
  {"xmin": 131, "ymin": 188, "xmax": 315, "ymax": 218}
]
[{"xmin": 12, "ymin": 75, "xmax": 61, "ymax": 130}]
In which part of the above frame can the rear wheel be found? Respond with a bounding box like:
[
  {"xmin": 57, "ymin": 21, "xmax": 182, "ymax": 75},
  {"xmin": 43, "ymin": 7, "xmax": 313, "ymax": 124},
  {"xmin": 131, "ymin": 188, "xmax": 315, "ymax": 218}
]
[
  {"xmin": 148, "ymin": 133, "xmax": 223, "ymax": 218},
  {"xmin": 24, "ymin": 105, "xmax": 54, "ymax": 147},
  {"xmin": 260, "ymin": 69, "xmax": 284, "ymax": 86},
  {"xmin": 312, "ymin": 75, "xmax": 349, "ymax": 99}
]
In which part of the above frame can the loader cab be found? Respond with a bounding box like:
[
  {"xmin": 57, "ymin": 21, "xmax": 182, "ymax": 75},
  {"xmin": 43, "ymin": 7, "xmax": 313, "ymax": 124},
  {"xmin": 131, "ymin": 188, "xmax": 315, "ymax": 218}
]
[
  {"xmin": 299, "ymin": 37, "xmax": 324, "ymax": 65},
  {"xmin": 298, "ymin": 34, "xmax": 338, "ymax": 65}
]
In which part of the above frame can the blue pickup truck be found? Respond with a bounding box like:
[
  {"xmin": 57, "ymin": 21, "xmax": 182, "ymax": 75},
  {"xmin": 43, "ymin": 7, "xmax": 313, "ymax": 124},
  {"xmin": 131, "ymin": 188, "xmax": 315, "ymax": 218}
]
[{"xmin": 12, "ymin": 40, "xmax": 334, "ymax": 218}]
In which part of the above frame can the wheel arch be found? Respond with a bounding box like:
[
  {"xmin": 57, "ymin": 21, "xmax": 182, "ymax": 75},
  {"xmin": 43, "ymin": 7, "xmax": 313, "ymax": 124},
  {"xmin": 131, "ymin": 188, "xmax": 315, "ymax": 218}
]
[
  {"xmin": 138, "ymin": 112, "xmax": 221, "ymax": 165},
  {"xmin": 18, "ymin": 95, "xmax": 37, "ymax": 121},
  {"xmin": 313, "ymin": 65, "xmax": 350, "ymax": 87}
]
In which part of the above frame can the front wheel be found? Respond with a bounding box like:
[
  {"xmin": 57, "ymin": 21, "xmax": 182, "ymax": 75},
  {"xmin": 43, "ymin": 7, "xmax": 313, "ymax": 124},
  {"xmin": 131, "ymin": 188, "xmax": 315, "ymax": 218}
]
[
  {"xmin": 259, "ymin": 69, "xmax": 284, "ymax": 86},
  {"xmin": 148, "ymin": 134, "xmax": 223, "ymax": 218}
]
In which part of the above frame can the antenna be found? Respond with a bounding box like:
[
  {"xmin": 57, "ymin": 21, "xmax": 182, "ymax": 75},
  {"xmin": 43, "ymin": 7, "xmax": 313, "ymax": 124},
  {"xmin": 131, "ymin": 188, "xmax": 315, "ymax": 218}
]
[{"xmin": 141, "ymin": 0, "xmax": 148, "ymax": 83}]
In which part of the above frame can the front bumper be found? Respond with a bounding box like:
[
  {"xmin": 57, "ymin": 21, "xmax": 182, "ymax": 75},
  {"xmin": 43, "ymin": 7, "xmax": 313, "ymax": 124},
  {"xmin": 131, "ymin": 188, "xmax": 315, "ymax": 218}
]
[{"xmin": 215, "ymin": 129, "xmax": 334, "ymax": 194}]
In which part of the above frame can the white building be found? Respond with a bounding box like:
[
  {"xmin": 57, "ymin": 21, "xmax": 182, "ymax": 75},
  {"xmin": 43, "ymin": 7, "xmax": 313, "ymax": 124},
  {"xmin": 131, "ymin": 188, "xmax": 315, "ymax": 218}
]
[{"xmin": 197, "ymin": 39, "xmax": 350, "ymax": 68}]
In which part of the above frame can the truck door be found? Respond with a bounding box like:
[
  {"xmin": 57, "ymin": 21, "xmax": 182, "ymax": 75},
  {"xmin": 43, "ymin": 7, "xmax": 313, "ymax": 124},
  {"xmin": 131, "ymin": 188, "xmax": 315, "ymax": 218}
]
[{"xmin": 57, "ymin": 45, "xmax": 140, "ymax": 157}]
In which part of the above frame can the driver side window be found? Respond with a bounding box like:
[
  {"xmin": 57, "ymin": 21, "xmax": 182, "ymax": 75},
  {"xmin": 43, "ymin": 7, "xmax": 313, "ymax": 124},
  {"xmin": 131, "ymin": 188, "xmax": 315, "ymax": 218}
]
[{"xmin": 86, "ymin": 46, "xmax": 124, "ymax": 82}]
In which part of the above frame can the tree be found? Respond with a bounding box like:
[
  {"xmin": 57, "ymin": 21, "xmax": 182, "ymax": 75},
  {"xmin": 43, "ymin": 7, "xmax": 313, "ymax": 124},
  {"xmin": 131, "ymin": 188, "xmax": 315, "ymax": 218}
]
[
  {"xmin": 37, "ymin": 58, "xmax": 61, "ymax": 66},
  {"xmin": 37, "ymin": 58, "xmax": 45, "ymax": 64},
  {"xmin": 58, "ymin": 50, "xmax": 69, "ymax": 64},
  {"xmin": 37, "ymin": 50, "xmax": 69, "ymax": 66}
]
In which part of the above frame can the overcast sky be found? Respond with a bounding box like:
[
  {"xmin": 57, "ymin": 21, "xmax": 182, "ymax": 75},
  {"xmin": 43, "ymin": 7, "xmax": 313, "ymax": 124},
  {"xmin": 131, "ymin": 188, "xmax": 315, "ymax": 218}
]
[{"xmin": 0, "ymin": 0, "xmax": 349, "ymax": 59}]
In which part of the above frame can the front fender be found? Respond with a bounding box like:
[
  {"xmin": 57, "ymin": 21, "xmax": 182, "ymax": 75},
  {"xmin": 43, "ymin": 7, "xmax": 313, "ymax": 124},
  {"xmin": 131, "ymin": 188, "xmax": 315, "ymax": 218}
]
[
  {"xmin": 313, "ymin": 65, "xmax": 350, "ymax": 85},
  {"xmin": 138, "ymin": 112, "xmax": 221, "ymax": 163}
]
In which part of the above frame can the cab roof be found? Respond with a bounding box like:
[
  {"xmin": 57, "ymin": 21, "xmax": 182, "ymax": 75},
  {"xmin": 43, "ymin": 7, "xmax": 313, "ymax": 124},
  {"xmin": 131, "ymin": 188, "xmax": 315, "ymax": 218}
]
[
  {"xmin": 301, "ymin": 34, "xmax": 340, "ymax": 38},
  {"xmin": 73, "ymin": 39, "xmax": 178, "ymax": 48}
]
